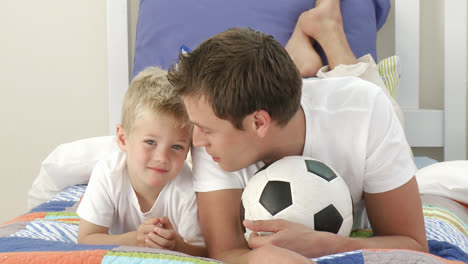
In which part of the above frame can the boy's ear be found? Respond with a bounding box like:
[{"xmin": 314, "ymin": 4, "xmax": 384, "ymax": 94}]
[
  {"xmin": 116, "ymin": 125, "xmax": 128, "ymax": 151},
  {"xmin": 251, "ymin": 110, "xmax": 270, "ymax": 138}
]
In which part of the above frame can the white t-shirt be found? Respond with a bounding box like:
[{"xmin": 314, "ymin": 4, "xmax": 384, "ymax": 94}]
[
  {"xmin": 77, "ymin": 151, "xmax": 204, "ymax": 245},
  {"xmin": 191, "ymin": 76, "xmax": 416, "ymax": 229}
]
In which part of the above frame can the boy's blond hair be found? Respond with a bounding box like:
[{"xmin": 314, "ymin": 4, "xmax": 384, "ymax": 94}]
[{"xmin": 121, "ymin": 66, "xmax": 189, "ymax": 133}]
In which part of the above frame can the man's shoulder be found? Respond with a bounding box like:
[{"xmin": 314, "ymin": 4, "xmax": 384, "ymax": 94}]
[{"xmin": 301, "ymin": 77, "xmax": 382, "ymax": 110}]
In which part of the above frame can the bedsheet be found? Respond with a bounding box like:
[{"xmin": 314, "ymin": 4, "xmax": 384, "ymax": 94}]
[{"xmin": 1, "ymin": 185, "xmax": 467, "ymax": 264}]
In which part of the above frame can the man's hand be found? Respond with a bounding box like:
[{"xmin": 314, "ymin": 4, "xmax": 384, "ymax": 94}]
[{"xmin": 244, "ymin": 219, "xmax": 340, "ymax": 258}]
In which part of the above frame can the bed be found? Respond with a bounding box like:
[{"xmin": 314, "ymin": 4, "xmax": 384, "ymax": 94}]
[{"xmin": 1, "ymin": 0, "xmax": 467, "ymax": 263}]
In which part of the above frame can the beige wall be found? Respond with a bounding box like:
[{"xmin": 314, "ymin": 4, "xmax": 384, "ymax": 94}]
[
  {"xmin": 0, "ymin": 1, "xmax": 108, "ymax": 222},
  {"xmin": 0, "ymin": 0, "xmax": 466, "ymax": 223}
]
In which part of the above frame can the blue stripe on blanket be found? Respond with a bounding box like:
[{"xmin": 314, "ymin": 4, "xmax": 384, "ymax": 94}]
[
  {"xmin": 425, "ymin": 216, "xmax": 468, "ymax": 253},
  {"xmin": 313, "ymin": 250, "xmax": 364, "ymax": 264},
  {"xmin": 29, "ymin": 200, "xmax": 76, "ymax": 213},
  {"xmin": 428, "ymin": 240, "xmax": 468, "ymax": 263},
  {"xmin": 50, "ymin": 184, "xmax": 86, "ymax": 202},
  {"xmin": 10, "ymin": 220, "xmax": 78, "ymax": 243},
  {"xmin": 0, "ymin": 237, "xmax": 114, "ymax": 252}
]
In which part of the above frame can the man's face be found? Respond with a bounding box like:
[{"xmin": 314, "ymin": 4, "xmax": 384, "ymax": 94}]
[{"xmin": 183, "ymin": 95, "xmax": 259, "ymax": 172}]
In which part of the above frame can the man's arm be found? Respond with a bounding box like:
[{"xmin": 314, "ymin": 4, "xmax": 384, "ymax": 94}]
[
  {"xmin": 360, "ymin": 176, "xmax": 428, "ymax": 251},
  {"xmin": 245, "ymin": 177, "xmax": 428, "ymax": 257},
  {"xmin": 197, "ymin": 189, "xmax": 251, "ymax": 263}
]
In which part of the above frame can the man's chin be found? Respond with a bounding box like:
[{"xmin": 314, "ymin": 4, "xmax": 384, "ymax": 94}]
[{"xmin": 217, "ymin": 161, "xmax": 246, "ymax": 172}]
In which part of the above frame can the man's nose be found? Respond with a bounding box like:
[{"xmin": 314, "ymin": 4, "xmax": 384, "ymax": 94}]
[{"xmin": 192, "ymin": 126, "xmax": 208, "ymax": 148}]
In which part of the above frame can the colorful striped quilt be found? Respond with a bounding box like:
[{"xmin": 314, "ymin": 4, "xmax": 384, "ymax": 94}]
[{"xmin": 0, "ymin": 185, "xmax": 467, "ymax": 264}]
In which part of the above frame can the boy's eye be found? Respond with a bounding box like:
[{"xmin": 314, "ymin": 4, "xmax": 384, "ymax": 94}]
[
  {"xmin": 145, "ymin": 140, "xmax": 156, "ymax": 145},
  {"xmin": 172, "ymin": 145, "xmax": 184, "ymax": 150}
]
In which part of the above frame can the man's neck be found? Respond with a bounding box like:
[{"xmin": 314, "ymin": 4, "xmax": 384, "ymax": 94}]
[{"xmin": 261, "ymin": 107, "xmax": 306, "ymax": 164}]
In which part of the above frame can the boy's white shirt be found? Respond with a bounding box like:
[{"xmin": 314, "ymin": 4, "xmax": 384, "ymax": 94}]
[
  {"xmin": 77, "ymin": 150, "xmax": 204, "ymax": 246},
  {"xmin": 191, "ymin": 55, "xmax": 416, "ymax": 230}
]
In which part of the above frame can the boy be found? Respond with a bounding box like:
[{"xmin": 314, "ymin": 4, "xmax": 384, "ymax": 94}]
[
  {"xmin": 167, "ymin": 0, "xmax": 427, "ymax": 263},
  {"xmin": 77, "ymin": 67, "xmax": 206, "ymax": 257}
]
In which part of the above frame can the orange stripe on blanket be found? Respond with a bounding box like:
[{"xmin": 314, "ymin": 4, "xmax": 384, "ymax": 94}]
[
  {"xmin": 1, "ymin": 212, "xmax": 47, "ymax": 226},
  {"xmin": 0, "ymin": 250, "xmax": 107, "ymax": 264},
  {"xmin": 363, "ymin": 249, "xmax": 466, "ymax": 264}
]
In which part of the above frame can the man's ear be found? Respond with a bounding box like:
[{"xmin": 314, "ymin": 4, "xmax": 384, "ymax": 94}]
[
  {"xmin": 251, "ymin": 110, "xmax": 270, "ymax": 138},
  {"xmin": 116, "ymin": 125, "xmax": 128, "ymax": 151}
]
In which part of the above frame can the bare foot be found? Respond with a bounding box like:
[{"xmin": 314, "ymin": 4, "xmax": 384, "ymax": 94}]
[
  {"xmin": 299, "ymin": 0, "xmax": 357, "ymax": 69},
  {"xmin": 299, "ymin": 0, "xmax": 344, "ymax": 46},
  {"xmin": 285, "ymin": 13, "xmax": 323, "ymax": 77}
]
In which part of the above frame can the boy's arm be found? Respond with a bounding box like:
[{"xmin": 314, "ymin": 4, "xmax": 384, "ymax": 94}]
[
  {"xmin": 78, "ymin": 218, "xmax": 151, "ymax": 247},
  {"xmin": 197, "ymin": 189, "xmax": 251, "ymax": 263}
]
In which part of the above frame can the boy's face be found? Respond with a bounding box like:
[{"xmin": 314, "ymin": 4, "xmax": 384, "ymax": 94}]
[
  {"xmin": 119, "ymin": 111, "xmax": 191, "ymax": 189},
  {"xmin": 183, "ymin": 95, "xmax": 260, "ymax": 172}
]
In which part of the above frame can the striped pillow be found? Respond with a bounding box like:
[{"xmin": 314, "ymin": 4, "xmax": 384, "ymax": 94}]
[{"xmin": 377, "ymin": 55, "xmax": 400, "ymax": 99}]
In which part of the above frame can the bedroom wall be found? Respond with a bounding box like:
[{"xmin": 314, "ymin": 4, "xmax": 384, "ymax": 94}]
[{"xmin": 0, "ymin": 1, "xmax": 108, "ymax": 222}]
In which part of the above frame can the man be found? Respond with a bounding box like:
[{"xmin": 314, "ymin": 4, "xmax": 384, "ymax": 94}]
[{"xmin": 168, "ymin": 1, "xmax": 428, "ymax": 263}]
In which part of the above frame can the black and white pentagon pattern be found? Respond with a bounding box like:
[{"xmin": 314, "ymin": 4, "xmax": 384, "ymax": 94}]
[
  {"xmin": 314, "ymin": 204, "xmax": 344, "ymax": 234},
  {"xmin": 259, "ymin": 181, "xmax": 292, "ymax": 216},
  {"xmin": 241, "ymin": 156, "xmax": 353, "ymax": 237}
]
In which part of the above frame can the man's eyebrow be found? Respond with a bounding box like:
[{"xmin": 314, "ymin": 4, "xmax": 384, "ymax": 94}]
[{"xmin": 190, "ymin": 121, "xmax": 207, "ymax": 130}]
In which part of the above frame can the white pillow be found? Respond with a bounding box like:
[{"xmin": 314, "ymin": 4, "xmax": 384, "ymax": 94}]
[
  {"xmin": 28, "ymin": 136, "xmax": 120, "ymax": 209},
  {"xmin": 416, "ymin": 160, "xmax": 468, "ymax": 204}
]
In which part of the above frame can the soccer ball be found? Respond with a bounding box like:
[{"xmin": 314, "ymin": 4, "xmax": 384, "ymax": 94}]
[{"xmin": 241, "ymin": 156, "xmax": 353, "ymax": 239}]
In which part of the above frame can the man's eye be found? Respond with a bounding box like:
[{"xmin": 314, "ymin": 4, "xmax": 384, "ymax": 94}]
[
  {"xmin": 145, "ymin": 140, "xmax": 156, "ymax": 145},
  {"xmin": 172, "ymin": 145, "xmax": 184, "ymax": 150}
]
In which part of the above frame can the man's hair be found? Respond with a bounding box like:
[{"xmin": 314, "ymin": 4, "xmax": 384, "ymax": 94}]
[
  {"xmin": 121, "ymin": 66, "xmax": 189, "ymax": 132},
  {"xmin": 167, "ymin": 27, "xmax": 302, "ymax": 129}
]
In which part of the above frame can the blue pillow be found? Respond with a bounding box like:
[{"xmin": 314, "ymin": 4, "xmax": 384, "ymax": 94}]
[{"xmin": 133, "ymin": 0, "xmax": 390, "ymax": 78}]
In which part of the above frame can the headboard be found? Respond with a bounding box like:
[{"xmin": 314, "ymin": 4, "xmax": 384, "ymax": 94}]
[
  {"xmin": 394, "ymin": 0, "xmax": 467, "ymax": 161},
  {"xmin": 106, "ymin": 0, "xmax": 467, "ymax": 161}
]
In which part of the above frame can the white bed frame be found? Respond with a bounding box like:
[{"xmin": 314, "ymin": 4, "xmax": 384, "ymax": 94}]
[{"xmin": 106, "ymin": 0, "xmax": 467, "ymax": 161}]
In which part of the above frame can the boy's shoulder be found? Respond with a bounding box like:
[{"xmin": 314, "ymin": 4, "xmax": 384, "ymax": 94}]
[{"xmin": 92, "ymin": 150, "xmax": 127, "ymax": 181}]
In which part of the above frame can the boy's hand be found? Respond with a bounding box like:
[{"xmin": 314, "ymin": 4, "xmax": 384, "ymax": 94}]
[
  {"xmin": 145, "ymin": 216, "xmax": 182, "ymax": 250},
  {"xmin": 136, "ymin": 218, "xmax": 159, "ymax": 247}
]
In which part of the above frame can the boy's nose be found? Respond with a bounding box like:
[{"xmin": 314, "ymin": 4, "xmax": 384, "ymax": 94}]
[{"xmin": 154, "ymin": 147, "xmax": 169, "ymax": 162}]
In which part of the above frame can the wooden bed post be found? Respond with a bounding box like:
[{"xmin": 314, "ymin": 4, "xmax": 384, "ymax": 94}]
[{"xmin": 107, "ymin": 0, "xmax": 130, "ymax": 135}]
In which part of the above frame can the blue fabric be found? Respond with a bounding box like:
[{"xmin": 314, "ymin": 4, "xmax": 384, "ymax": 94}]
[
  {"xmin": 28, "ymin": 200, "xmax": 76, "ymax": 213},
  {"xmin": 0, "ymin": 237, "xmax": 114, "ymax": 252},
  {"xmin": 428, "ymin": 239, "xmax": 468, "ymax": 262},
  {"xmin": 133, "ymin": 0, "xmax": 391, "ymax": 78},
  {"xmin": 314, "ymin": 251, "xmax": 364, "ymax": 264}
]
